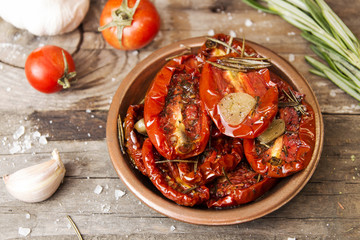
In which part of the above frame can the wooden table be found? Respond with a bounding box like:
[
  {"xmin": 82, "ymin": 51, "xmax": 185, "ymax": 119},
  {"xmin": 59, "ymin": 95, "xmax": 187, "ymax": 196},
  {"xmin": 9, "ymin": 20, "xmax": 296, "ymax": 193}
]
[{"xmin": 1, "ymin": 0, "xmax": 359, "ymax": 239}]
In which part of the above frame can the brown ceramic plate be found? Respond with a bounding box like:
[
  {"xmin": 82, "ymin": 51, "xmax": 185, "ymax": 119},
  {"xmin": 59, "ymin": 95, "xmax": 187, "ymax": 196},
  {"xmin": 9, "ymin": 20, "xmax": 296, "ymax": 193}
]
[{"xmin": 106, "ymin": 36, "xmax": 324, "ymax": 225}]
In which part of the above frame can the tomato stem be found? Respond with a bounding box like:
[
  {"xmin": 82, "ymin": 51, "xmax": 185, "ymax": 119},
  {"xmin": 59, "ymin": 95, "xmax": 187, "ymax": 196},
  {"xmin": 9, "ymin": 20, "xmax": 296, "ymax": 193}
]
[
  {"xmin": 58, "ymin": 50, "xmax": 77, "ymax": 89},
  {"xmin": 98, "ymin": 0, "xmax": 141, "ymax": 48}
]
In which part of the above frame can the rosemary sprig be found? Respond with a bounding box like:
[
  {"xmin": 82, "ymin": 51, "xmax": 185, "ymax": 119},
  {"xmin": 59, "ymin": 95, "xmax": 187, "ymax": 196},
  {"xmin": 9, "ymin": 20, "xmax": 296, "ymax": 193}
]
[
  {"xmin": 66, "ymin": 215, "xmax": 83, "ymax": 240},
  {"xmin": 222, "ymin": 167, "xmax": 233, "ymax": 185},
  {"xmin": 206, "ymin": 57, "xmax": 271, "ymax": 72},
  {"xmin": 242, "ymin": 0, "xmax": 360, "ymax": 102},
  {"xmin": 281, "ymin": 88, "xmax": 307, "ymax": 115},
  {"xmin": 206, "ymin": 37, "xmax": 242, "ymax": 55},
  {"xmin": 182, "ymin": 185, "xmax": 198, "ymax": 194},
  {"xmin": 117, "ymin": 114, "xmax": 126, "ymax": 154}
]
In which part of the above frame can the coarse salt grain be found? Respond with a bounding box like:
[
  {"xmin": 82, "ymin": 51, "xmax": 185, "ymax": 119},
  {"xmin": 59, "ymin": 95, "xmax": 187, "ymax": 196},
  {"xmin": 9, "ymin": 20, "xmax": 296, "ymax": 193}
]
[
  {"xmin": 94, "ymin": 185, "xmax": 103, "ymax": 194},
  {"xmin": 288, "ymin": 238, "xmax": 296, "ymax": 240},
  {"xmin": 25, "ymin": 213, "xmax": 30, "ymax": 219},
  {"xmin": 32, "ymin": 131, "xmax": 41, "ymax": 139},
  {"xmin": 245, "ymin": 19, "xmax": 253, "ymax": 27},
  {"xmin": 10, "ymin": 142, "xmax": 21, "ymax": 154},
  {"xmin": 288, "ymin": 32, "xmax": 296, "ymax": 36},
  {"xmin": 18, "ymin": 227, "xmax": 31, "ymax": 236},
  {"xmin": 39, "ymin": 135, "xmax": 47, "ymax": 145},
  {"xmin": 6, "ymin": 87, "xmax": 11, "ymax": 92},
  {"xmin": 101, "ymin": 204, "xmax": 111, "ymax": 212},
  {"xmin": 229, "ymin": 30, "xmax": 236, "ymax": 38},
  {"xmin": 13, "ymin": 126, "xmax": 25, "ymax": 140},
  {"xmin": 132, "ymin": 50, "xmax": 139, "ymax": 56},
  {"xmin": 170, "ymin": 225, "xmax": 176, "ymax": 231},
  {"xmin": 207, "ymin": 29, "xmax": 215, "ymax": 36},
  {"xmin": 289, "ymin": 54, "xmax": 295, "ymax": 62},
  {"xmin": 115, "ymin": 189, "xmax": 126, "ymax": 200},
  {"xmin": 86, "ymin": 109, "xmax": 92, "ymax": 113}
]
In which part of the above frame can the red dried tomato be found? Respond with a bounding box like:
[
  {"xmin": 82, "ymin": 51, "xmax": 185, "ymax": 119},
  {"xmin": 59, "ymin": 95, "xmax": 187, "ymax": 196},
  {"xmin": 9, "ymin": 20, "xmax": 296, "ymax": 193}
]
[
  {"xmin": 200, "ymin": 60, "xmax": 278, "ymax": 139},
  {"xmin": 207, "ymin": 161, "xmax": 277, "ymax": 208},
  {"xmin": 144, "ymin": 55, "xmax": 210, "ymax": 160},
  {"xmin": 142, "ymin": 138, "xmax": 210, "ymax": 206},
  {"xmin": 243, "ymin": 73, "xmax": 316, "ymax": 178},
  {"xmin": 176, "ymin": 126, "xmax": 244, "ymax": 186},
  {"xmin": 124, "ymin": 104, "xmax": 147, "ymax": 176}
]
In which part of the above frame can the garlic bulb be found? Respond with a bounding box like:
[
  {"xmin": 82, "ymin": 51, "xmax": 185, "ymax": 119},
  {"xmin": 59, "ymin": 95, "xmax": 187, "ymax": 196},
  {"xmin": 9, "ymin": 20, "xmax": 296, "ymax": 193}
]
[
  {"xmin": 3, "ymin": 149, "xmax": 66, "ymax": 203},
  {"xmin": 0, "ymin": 0, "xmax": 90, "ymax": 36}
]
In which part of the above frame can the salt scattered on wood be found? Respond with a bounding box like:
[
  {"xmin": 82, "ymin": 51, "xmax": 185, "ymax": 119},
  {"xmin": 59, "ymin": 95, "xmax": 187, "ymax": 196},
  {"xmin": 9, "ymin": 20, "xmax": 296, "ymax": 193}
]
[
  {"xmin": 94, "ymin": 185, "xmax": 103, "ymax": 194},
  {"xmin": 18, "ymin": 227, "xmax": 31, "ymax": 236},
  {"xmin": 229, "ymin": 30, "xmax": 236, "ymax": 38},
  {"xmin": 289, "ymin": 54, "xmax": 295, "ymax": 62},
  {"xmin": 287, "ymin": 238, "xmax": 296, "ymax": 240},
  {"xmin": 10, "ymin": 142, "xmax": 21, "ymax": 154},
  {"xmin": 170, "ymin": 225, "xmax": 176, "ymax": 231},
  {"xmin": 39, "ymin": 135, "xmax": 47, "ymax": 145},
  {"xmin": 6, "ymin": 87, "xmax": 11, "ymax": 92},
  {"xmin": 101, "ymin": 204, "xmax": 111, "ymax": 212},
  {"xmin": 13, "ymin": 126, "xmax": 25, "ymax": 140},
  {"xmin": 25, "ymin": 213, "xmax": 30, "ymax": 219},
  {"xmin": 86, "ymin": 109, "xmax": 92, "ymax": 113},
  {"xmin": 115, "ymin": 189, "xmax": 126, "ymax": 200},
  {"xmin": 245, "ymin": 19, "xmax": 253, "ymax": 27},
  {"xmin": 207, "ymin": 29, "xmax": 215, "ymax": 36}
]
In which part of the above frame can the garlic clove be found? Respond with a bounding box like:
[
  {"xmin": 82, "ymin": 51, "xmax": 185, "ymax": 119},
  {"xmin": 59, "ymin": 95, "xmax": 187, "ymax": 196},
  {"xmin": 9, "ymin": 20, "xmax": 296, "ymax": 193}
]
[{"xmin": 3, "ymin": 149, "xmax": 66, "ymax": 203}]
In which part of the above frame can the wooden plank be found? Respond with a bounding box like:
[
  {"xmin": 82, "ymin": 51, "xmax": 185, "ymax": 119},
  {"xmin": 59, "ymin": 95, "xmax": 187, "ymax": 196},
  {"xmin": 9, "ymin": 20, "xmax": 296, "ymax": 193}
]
[{"xmin": 0, "ymin": 179, "xmax": 359, "ymax": 239}]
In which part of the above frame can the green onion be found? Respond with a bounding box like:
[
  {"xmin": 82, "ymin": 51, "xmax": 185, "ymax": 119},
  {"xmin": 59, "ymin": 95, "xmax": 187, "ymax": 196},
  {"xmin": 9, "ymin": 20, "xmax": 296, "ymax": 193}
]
[{"xmin": 242, "ymin": 0, "xmax": 360, "ymax": 102}]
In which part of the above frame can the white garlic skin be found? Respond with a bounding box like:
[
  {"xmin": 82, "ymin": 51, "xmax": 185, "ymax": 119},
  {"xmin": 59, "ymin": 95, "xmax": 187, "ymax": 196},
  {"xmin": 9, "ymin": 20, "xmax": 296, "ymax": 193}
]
[
  {"xmin": 0, "ymin": 0, "xmax": 90, "ymax": 36},
  {"xmin": 3, "ymin": 149, "xmax": 66, "ymax": 203}
]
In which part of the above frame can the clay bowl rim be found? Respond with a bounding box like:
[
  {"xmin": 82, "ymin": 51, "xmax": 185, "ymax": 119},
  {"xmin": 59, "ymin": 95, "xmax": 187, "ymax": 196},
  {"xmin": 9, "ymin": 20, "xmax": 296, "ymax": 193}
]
[{"xmin": 106, "ymin": 36, "xmax": 324, "ymax": 225}]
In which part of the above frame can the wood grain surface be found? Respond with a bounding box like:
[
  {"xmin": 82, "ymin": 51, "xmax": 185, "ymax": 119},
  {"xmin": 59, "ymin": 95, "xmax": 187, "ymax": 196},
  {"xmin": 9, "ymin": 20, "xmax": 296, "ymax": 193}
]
[{"xmin": 0, "ymin": 0, "xmax": 359, "ymax": 239}]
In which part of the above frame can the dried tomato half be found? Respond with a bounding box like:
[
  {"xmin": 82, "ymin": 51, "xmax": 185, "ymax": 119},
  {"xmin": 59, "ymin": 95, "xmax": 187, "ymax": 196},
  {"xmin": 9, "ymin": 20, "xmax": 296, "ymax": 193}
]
[
  {"xmin": 199, "ymin": 34, "xmax": 278, "ymax": 139},
  {"xmin": 144, "ymin": 55, "xmax": 210, "ymax": 160},
  {"xmin": 243, "ymin": 73, "xmax": 316, "ymax": 178},
  {"xmin": 142, "ymin": 138, "xmax": 210, "ymax": 206},
  {"xmin": 200, "ymin": 60, "xmax": 278, "ymax": 139},
  {"xmin": 207, "ymin": 161, "xmax": 277, "ymax": 208},
  {"xmin": 124, "ymin": 104, "xmax": 147, "ymax": 176},
  {"xmin": 176, "ymin": 127, "xmax": 244, "ymax": 186}
]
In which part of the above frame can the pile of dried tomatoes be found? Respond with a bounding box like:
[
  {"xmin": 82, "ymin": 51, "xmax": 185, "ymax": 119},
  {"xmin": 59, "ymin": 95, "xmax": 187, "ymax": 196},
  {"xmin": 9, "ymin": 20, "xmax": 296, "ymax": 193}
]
[{"xmin": 122, "ymin": 34, "xmax": 316, "ymax": 208}]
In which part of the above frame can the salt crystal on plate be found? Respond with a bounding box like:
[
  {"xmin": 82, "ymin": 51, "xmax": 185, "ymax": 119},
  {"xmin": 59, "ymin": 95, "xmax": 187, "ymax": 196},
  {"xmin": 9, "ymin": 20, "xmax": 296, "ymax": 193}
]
[
  {"xmin": 18, "ymin": 227, "xmax": 31, "ymax": 236},
  {"xmin": 245, "ymin": 19, "xmax": 253, "ymax": 27},
  {"xmin": 115, "ymin": 189, "xmax": 126, "ymax": 200},
  {"xmin": 13, "ymin": 126, "xmax": 25, "ymax": 140},
  {"xmin": 94, "ymin": 185, "xmax": 103, "ymax": 194}
]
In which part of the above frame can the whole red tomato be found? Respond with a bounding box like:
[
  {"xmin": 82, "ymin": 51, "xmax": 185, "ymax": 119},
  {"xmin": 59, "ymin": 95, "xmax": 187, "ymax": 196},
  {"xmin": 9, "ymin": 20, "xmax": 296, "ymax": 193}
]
[
  {"xmin": 25, "ymin": 45, "xmax": 76, "ymax": 94},
  {"xmin": 99, "ymin": 0, "xmax": 160, "ymax": 50}
]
